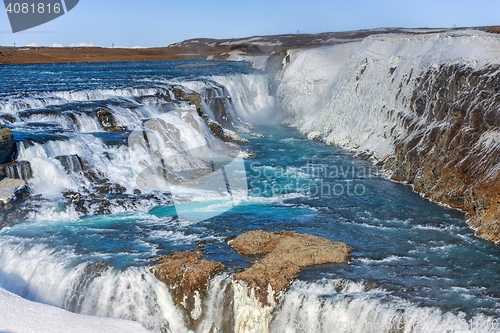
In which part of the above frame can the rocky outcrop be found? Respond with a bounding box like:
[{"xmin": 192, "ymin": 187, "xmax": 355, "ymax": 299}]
[
  {"xmin": 53, "ymin": 154, "xmax": 127, "ymax": 214},
  {"xmin": 0, "ymin": 178, "xmax": 26, "ymax": 203},
  {"xmin": 385, "ymin": 63, "xmax": 500, "ymax": 242},
  {"xmin": 0, "ymin": 125, "xmax": 17, "ymax": 164},
  {"xmin": 55, "ymin": 155, "xmax": 106, "ymax": 184},
  {"xmin": 202, "ymin": 86, "xmax": 234, "ymax": 126},
  {"xmin": 229, "ymin": 230, "xmax": 352, "ymax": 305},
  {"xmin": 0, "ymin": 158, "xmax": 31, "ymax": 226},
  {"xmin": 203, "ymin": 115, "xmax": 249, "ymax": 144},
  {"xmin": 150, "ymin": 251, "xmax": 225, "ymax": 324},
  {"xmin": 172, "ymin": 87, "xmax": 203, "ymax": 114},
  {"xmin": 96, "ymin": 109, "xmax": 126, "ymax": 132},
  {"xmin": 0, "ymin": 178, "xmax": 30, "ymax": 225},
  {"xmin": 150, "ymin": 232, "xmax": 351, "ymax": 331}
]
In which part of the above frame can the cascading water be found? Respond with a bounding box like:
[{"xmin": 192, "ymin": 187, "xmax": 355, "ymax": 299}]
[
  {"xmin": 0, "ymin": 237, "xmax": 191, "ymax": 333},
  {"xmin": 0, "ymin": 60, "xmax": 284, "ymax": 332},
  {"xmin": 209, "ymin": 74, "xmax": 279, "ymax": 125},
  {"xmin": 6, "ymin": 71, "xmax": 261, "ymax": 220},
  {"xmin": 1, "ymin": 38, "xmax": 500, "ymax": 333}
]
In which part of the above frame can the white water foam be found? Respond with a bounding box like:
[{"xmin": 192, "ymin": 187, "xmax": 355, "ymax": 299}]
[
  {"xmin": 0, "ymin": 237, "xmax": 191, "ymax": 333},
  {"xmin": 195, "ymin": 273, "xmax": 232, "ymax": 333},
  {"xmin": 233, "ymin": 280, "xmax": 277, "ymax": 333},
  {"xmin": 209, "ymin": 74, "xmax": 279, "ymax": 124},
  {"xmin": 16, "ymin": 106, "xmax": 248, "ymax": 219},
  {"xmin": 270, "ymin": 279, "xmax": 500, "ymax": 333}
]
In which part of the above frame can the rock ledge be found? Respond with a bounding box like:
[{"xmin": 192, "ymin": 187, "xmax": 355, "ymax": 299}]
[
  {"xmin": 0, "ymin": 178, "xmax": 26, "ymax": 203},
  {"xmin": 229, "ymin": 230, "xmax": 351, "ymax": 305},
  {"xmin": 150, "ymin": 251, "xmax": 225, "ymax": 322}
]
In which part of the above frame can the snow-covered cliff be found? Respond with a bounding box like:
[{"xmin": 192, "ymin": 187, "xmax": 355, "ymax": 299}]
[{"xmin": 275, "ymin": 30, "xmax": 500, "ymax": 242}]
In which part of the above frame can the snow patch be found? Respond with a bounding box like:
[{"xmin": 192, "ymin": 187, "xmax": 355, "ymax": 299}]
[{"xmin": 0, "ymin": 286, "xmax": 152, "ymax": 333}]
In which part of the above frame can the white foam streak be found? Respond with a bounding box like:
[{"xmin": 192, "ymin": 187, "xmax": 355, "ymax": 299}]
[{"xmin": 195, "ymin": 274, "xmax": 231, "ymax": 333}]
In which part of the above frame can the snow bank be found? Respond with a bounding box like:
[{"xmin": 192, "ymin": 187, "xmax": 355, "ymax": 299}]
[{"xmin": 0, "ymin": 286, "xmax": 151, "ymax": 333}]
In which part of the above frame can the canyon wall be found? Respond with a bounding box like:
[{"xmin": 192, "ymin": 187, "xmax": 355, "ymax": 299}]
[{"xmin": 274, "ymin": 30, "xmax": 500, "ymax": 242}]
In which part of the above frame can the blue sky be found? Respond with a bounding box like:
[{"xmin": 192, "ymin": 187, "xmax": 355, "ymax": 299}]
[{"xmin": 1, "ymin": 0, "xmax": 500, "ymax": 47}]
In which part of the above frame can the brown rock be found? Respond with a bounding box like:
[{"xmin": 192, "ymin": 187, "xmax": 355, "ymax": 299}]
[
  {"xmin": 107, "ymin": 126, "xmax": 126, "ymax": 132},
  {"xmin": 229, "ymin": 231, "xmax": 351, "ymax": 305},
  {"xmin": 96, "ymin": 109, "xmax": 126, "ymax": 132},
  {"xmin": 172, "ymin": 88, "xmax": 203, "ymax": 113},
  {"xmin": 150, "ymin": 251, "xmax": 225, "ymax": 322},
  {"xmin": 206, "ymin": 119, "xmax": 249, "ymax": 144},
  {"xmin": 384, "ymin": 63, "xmax": 500, "ymax": 242},
  {"xmin": 229, "ymin": 230, "xmax": 290, "ymax": 256}
]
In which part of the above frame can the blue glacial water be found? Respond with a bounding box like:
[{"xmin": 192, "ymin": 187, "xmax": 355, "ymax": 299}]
[{"xmin": 0, "ymin": 60, "xmax": 499, "ymax": 332}]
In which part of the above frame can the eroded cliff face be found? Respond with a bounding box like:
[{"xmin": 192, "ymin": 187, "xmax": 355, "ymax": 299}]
[
  {"xmin": 275, "ymin": 30, "xmax": 500, "ymax": 242},
  {"xmin": 150, "ymin": 251, "xmax": 226, "ymax": 328},
  {"xmin": 388, "ymin": 63, "xmax": 500, "ymax": 241}
]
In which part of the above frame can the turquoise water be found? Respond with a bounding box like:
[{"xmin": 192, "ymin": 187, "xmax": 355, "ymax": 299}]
[
  {"xmin": 0, "ymin": 60, "xmax": 499, "ymax": 331},
  {"xmin": 3, "ymin": 124, "xmax": 499, "ymax": 315}
]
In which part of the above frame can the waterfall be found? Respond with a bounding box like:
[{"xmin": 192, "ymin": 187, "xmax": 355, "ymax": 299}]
[
  {"xmin": 269, "ymin": 280, "xmax": 497, "ymax": 333},
  {"xmin": 208, "ymin": 74, "xmax": 280, "ymax": 125},
  {"xmin": 3, "ymin": 78, "xmax": 260, "ymax": 219},
  {"xmin": 0, "ymin": 237, "xmax": 191, "ymax": 333},
  {"xmin": 275, "ymin": 30, "xmax": 500, "ymax": 241},
  {"xmin": 3, "ymin": 41, "xmax": 500, "ymax": 332}
]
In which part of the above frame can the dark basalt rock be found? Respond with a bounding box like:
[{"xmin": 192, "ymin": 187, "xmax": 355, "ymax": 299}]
[
  {"xmin": 0, "ymin": 125, "xmax": 17, "ymax": 164},
  {"xmin": 63, "ymin": 191, "xmax": 88, "ymax": 214},
  {"xmin": 56, "ymin": 155, "xmax": 85, "ymax": 174},
  {"xmin": 96, "ymin": 109, "xmax": 127, "ymax": 132},
  {"xmin": 0, "ymin": 114, "xmax": 16, "ymax": 124},
  {"xmin": 206, "ymin": 96, "xmax": 233, "ymax": 126},
  {"xmin": 202, "ymin": 115, "xmax": 248, "ymax": 144},
  {"xmin": 150, "ymin": 251, "xmax": 225, "ymax": 326},
  {"xmin": 55, "ymin": 154, "xmax": 107, "ymax": 184},
  {"xmin": 17, "ymin": 109, "xmax": 59, "ymax": 119},
  {"xmin": 62, "ymin": 188, "xmax": 166, "ymax": 217},
  {"xmin": 0, "ymin": 160, "xmax": 32, "ymax": 181},
  {"xmin": 95, "ymin": 183, "xmax": 127, "ymax": 195},
  {"xmin": 0, "ymin": 200, "xmax": 31, "ymax": 227},
  {"xmin": 202, "ymin": 86, "xmax": 234, "ymax": 127},
  {"xmin": 0, "ymin": 178, "xmax": 31, "ymax": 228}
]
